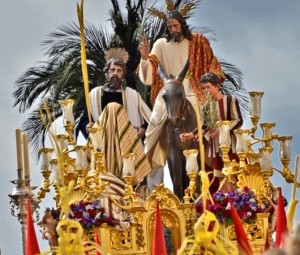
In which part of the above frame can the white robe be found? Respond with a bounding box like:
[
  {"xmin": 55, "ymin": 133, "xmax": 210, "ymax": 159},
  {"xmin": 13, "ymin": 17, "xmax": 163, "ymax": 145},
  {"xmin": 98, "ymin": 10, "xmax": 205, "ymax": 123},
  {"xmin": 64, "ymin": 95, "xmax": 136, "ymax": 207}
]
[{"xmin": 139, "ymin": 38, "xmax": 198, "ymax": 167}]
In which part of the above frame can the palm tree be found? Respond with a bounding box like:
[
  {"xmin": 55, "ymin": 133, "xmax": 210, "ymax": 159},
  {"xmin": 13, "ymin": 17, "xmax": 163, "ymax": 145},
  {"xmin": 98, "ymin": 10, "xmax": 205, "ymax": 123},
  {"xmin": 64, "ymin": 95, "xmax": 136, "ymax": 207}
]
[{"xmin": 13, "ymin": 0, "xmax": 248, "ymax": 159}]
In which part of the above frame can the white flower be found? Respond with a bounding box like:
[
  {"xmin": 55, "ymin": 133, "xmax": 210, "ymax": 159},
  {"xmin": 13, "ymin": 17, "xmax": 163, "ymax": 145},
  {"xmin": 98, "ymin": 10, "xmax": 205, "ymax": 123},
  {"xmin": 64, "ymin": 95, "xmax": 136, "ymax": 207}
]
[
  {"xmin": 85, "ymin": 204, "xmax": 93, "ymax": 210},
  {"xmin": 247, "ymin": 212, "xmax": 252, "ymax": 217},
  {"xmin": 225, "ymin": 203, "xmax": 231, "ymax": 210},
  {"xmin": 249, "ymin": 198, "xmax": 256, "ymax": 203}
]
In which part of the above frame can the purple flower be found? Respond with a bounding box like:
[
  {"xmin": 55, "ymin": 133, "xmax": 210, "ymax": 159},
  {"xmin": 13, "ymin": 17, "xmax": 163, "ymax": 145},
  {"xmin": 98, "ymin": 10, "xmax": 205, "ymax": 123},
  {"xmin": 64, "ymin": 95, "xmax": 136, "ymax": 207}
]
[
  {"xmin": 195, "ymin": 186, "xmax": 263, "ymax": 226},
  {"xmin": 67, "ymin": 200, "xmax": 120, "ymax": 230}
]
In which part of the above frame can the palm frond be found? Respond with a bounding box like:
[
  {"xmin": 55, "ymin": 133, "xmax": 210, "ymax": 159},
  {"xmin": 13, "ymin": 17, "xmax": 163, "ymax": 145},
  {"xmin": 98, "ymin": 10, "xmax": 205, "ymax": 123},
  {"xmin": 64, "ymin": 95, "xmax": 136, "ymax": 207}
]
[{"xmin": 220, "ymin": 61, "xmax": 250, "ymax": 119}]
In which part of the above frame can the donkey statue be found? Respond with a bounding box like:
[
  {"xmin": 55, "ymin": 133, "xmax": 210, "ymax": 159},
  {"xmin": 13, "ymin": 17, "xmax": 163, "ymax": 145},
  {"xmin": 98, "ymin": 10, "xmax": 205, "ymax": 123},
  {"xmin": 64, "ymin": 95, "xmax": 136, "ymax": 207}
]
[{"xmin": 158, "ymin": 61, "xmax": 200, "ymax": 200}]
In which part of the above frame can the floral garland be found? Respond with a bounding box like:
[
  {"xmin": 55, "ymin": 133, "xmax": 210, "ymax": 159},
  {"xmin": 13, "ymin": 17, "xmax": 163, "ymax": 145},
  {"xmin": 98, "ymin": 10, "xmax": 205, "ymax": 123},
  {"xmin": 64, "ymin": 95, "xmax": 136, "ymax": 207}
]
[
  {"xmin": 195, "ymin": 186, "xmax": 265, "ymax": 227},
  {"xmin": 51, "ymin": 200, "xmax": 120, "ymax": 231}
]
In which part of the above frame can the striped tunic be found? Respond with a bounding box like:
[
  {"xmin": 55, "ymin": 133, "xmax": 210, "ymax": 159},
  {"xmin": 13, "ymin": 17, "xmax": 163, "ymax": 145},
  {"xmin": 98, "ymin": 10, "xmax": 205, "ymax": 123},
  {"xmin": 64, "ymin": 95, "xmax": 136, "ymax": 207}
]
[
  {"xmin": 204, "ymin": 95, "xmax": 243, "ymax": 156},
  {"xmin": 93, "ymin": 103, "xmax": 152, "ymax": 185}
]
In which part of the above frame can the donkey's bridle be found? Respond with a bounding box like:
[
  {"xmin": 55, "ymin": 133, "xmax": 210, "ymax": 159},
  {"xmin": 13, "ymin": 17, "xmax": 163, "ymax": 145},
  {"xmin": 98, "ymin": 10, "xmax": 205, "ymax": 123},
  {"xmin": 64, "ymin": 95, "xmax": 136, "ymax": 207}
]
[{"xmin": 167, "ymin": 97, "xmax": 187, "ymax": 120}]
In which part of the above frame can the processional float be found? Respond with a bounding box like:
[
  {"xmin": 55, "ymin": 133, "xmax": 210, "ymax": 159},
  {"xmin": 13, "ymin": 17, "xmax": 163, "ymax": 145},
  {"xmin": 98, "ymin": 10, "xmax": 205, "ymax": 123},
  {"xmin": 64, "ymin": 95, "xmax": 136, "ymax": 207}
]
[{"xmin": 9, "ymin": 91, "xmax": 299, "ymax": 255}]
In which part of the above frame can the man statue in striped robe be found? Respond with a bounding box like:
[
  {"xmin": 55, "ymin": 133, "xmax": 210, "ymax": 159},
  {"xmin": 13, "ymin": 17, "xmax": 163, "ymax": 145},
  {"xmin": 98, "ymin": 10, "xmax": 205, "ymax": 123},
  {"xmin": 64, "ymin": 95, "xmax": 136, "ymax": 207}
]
[{"xmin": 78, "ymin": 51, "xmax": 152, "ymax": 187}]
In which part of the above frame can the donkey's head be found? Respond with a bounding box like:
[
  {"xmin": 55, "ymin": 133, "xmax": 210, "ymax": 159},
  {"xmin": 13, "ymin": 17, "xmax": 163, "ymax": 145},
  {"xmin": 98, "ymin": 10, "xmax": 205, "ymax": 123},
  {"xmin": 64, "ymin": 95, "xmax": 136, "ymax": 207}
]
[{"xmin": 158, "ymin": 61, "xmax": 189, "ymax": 126}]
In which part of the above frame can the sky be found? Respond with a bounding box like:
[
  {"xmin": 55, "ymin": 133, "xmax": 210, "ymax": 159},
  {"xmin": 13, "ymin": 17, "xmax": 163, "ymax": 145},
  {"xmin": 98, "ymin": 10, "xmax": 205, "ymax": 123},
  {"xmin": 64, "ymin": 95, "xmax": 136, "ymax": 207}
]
[{"xmin": 1, "ymin": 0, "xmax": 300, "ymax": 254}]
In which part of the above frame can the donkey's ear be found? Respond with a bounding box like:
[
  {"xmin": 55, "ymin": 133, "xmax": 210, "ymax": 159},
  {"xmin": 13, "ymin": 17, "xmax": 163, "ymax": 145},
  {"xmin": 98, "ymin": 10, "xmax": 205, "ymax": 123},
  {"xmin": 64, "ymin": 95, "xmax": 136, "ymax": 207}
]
[
  {"xmin": 176, "ymin": 60, "xmax": 189, "ymax": 82},
  {"xmin": 158, "ymin": 64, "xmax": 169, "ymax": 81}
]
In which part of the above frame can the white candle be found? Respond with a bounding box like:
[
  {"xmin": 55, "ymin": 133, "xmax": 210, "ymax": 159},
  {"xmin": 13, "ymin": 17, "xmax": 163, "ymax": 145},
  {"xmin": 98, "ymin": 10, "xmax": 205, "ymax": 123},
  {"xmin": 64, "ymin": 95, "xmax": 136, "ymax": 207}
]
[
  {"xmin": 39, "ymin": 148, "xmax": 54, "ymax": 170},
  {"xmin": 122, "ymin": 153, "xmax": 136, "ymax": 176},
  {"xmin": 249, "ymin": 91, "xmax": 264, "ymax": 117},
  {"xmin": 259, "ymin": 147, "xmax": 272, "ymax": 170},
  {"xmin": 218, "ymin": 121, "xmax": 232, "ymax": 147},
  {"xmin": 183, "ymin": 149, "xmax": 199, "ymax": 173},
  {"xmin": 278, "ymin": 136, "xmax": 292, "ymax": 160},
  {"xmin": 65, "ymin": 103, "xmax": 75, "ymax": 125},
  {"xmin": 15, "ymin": 129, "xmax": 23, "ymax": 170},
  {"xmin": 260, "ymin": 123, "xmax": 275, "ymax": 147},
  {"xmin": 22, "ymin": 133, "xmax": 30, "ymax": 179},
  {"xmin": 15, "ymin": 129, "xmax": 23, "ymax": 181},
  {"xmin": 234, "ymin": 129, "xmax": 249, "ymax": 153},
  {"xmin": 59, "ymin": 99, "xmax": 75, "ymax": 125},
  {"xmin": 89, "ymin": 127, "xmax": 104, "ymax": 152},
  {"xmin": 75, "ymin": 146, "xmax": 89, "ymax": 169}
]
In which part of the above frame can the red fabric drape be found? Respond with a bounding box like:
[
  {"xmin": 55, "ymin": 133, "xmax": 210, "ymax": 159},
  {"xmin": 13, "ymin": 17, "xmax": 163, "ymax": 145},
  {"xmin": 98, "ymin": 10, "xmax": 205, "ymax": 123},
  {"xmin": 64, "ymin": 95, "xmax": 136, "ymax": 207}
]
[
  {"xmin": 274, "ymin": 188, "xmax": 288, "ymax": 248},
  {"xmin": 152, "ymin": 200, "xmax": 167, "ymax": 255},
  {"xmin": 230, "ymin": 200, "xmax": 253, "ymax": 255}
]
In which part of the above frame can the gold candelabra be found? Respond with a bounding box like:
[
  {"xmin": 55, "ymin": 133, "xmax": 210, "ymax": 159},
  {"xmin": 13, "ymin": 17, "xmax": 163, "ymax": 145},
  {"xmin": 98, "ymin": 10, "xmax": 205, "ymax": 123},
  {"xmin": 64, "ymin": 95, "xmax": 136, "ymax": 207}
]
[
  {"xmin": 10, "ymin": 129, "xmax": 41, "ymax": 255},
  {"xmin": 9, "ymin": 179, "xmax": 40, "ymax": 255},
  {"xmin": 217, "ymin": 91, "xmax": 300, "ymax": 200}
]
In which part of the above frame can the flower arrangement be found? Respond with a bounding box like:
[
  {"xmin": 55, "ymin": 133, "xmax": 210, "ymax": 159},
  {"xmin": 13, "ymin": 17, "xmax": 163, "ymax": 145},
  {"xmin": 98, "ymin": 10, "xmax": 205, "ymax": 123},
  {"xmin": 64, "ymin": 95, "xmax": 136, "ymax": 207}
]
[
  {"xmin": 195, "ymin": 186, "xmax": 263, "ymax": 227},
  {"xmin": 51, "ymin": 200, "xmax": 120, "ymax": 231}
]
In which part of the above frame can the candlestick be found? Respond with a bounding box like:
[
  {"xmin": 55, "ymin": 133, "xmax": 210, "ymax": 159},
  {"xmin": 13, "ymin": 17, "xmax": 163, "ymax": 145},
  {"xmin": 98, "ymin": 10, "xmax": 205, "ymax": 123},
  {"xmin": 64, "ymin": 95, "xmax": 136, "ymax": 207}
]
[
  {"xmin": 260, "ymin": 123, "xmax": 275, "ymax": 148},
  {"xmin": 249, "ymin": 91, "xmax": 264, "ymax": 117},
  {"xmin": 234, "ymin": 129, "xmax": 249, "ymax": 153},
  {"xmin": 217, "ymin": 121, "xmax": 232, "ymax": 147},
  {"xmin": 259, "ymin": 147, "xmax": 273, "ymax": 171},
  {"xmin": 59, "ymin": 99, "xmax": 75, "ymax": 125},
  {"xmin": 278, "ymin": 136, "xmax": 292, "ymax": 160},
  {"xmin": 89, "ymin": 127, "xmax": 104, "ymax": 152},
  {"xmin": 183, "ymin": 149, "xmax": 199, "ymax": 173},
  {"xmin": 122, "ymin": 153, "xmax": 136, "ymax": 176},
  {"xmin": 22, "ymin": 133, "xmax": 30, "ymax": 181},
  {"xmin": 15, "ymin": 129, "xmax": 23, "ymax": 179},
  {"xmin": 75, "ymin": 146, "xmax": 89, "ymax": 169},
  {"xmin": 39, "ymin": 148, "xmax": 54, "ymax": 171}
]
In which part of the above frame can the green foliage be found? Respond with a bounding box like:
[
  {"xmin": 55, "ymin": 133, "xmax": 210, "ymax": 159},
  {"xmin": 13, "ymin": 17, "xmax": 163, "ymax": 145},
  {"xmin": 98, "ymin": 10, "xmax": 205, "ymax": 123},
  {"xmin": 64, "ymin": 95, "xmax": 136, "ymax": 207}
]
[{"xmin": 201, "ymin": 94, "xmax": 219, "ymax": 131}]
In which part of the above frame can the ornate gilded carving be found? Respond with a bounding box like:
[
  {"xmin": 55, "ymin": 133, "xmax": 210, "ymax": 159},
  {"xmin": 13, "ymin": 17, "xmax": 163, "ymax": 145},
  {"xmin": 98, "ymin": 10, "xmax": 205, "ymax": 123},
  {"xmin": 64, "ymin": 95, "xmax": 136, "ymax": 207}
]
[
  {"xmin": 237, "ymin": 163, "xmax": 273, "ymax": 204},
  {"xmin": 219, "ymin": 213, "xmax": 270, "ymax": 255},
  {"xmin": 110, "ymin": 228, "xmax": 133, "ymax": 250}
]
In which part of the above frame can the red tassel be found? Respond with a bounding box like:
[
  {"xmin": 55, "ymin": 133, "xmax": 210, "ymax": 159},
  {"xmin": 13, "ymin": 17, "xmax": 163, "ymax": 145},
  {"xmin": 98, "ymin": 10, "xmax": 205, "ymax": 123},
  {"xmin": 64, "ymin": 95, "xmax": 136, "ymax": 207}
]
[
  {"xmin": 152, "ymin": 200, "xmax": 167, "ymax": 255},
  {"xmin": 26, "ymin": 200, "xmax": 40, "ymax": 255}
]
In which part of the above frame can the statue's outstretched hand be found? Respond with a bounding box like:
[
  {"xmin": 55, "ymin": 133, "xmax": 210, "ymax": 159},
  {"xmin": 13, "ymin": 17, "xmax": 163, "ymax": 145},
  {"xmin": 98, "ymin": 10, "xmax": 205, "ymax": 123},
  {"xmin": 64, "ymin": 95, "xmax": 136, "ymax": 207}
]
[{"xmin": 139, "ymin": 36, "xmax": 150, "ymax": 61}]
